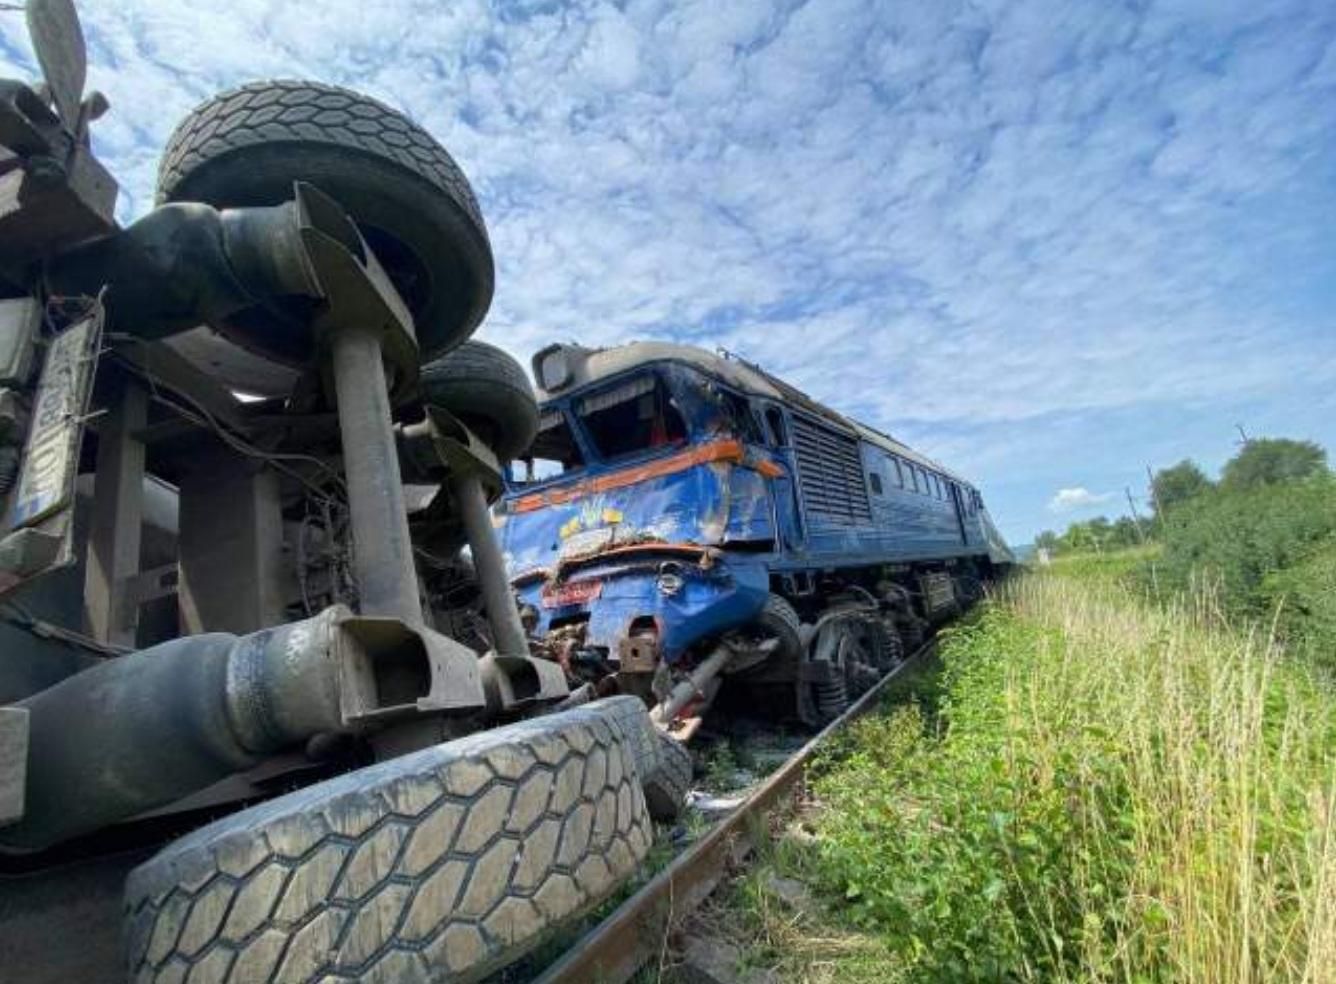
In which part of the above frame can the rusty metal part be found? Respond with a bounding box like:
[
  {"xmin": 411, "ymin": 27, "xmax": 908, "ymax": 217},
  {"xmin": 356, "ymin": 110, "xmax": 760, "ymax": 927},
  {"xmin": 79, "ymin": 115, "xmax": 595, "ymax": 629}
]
[
  {"xmin": 81, "ymin": 370, "xmax": 145, "ymax": 647},
  {"xmin": 617, "ymin": 631, "xmax": 659, "ymax": 674},
  {"xmin": 417, "ymin": 405, "xmax": 534, "ymax": 660},
  {"xmin": 649, "ymin": 643, "xmax": 733, "ymax": 729},
  {"xmin": 537, "ymin": 637, "xmax": 936, "ymax": 984},
  {"xmin": 0, "ymin": 2, "xmax": 117, "ymax": 279}
]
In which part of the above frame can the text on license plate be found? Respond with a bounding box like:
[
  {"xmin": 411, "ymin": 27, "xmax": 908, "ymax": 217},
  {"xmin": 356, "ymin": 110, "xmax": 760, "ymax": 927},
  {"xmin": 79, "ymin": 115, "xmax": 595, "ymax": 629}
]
[{"xmin": 541, "ymin": 579, "xmax": 603, "ymax": 609}]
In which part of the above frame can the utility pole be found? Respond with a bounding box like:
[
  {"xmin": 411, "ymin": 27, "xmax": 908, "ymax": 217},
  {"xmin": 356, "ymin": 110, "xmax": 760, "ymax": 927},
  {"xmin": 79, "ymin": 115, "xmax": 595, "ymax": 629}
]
[
  {"xmin": 1235, "ymin": 423, "xmax": 1251, "ymax": 446},
  {"xmin": 1125, "ymin": 485, "xmax": 1149, "ymax": 545},
  {"xmin": 1145, "ymin": 464, "xmax": 1163, "ymax": 529}
]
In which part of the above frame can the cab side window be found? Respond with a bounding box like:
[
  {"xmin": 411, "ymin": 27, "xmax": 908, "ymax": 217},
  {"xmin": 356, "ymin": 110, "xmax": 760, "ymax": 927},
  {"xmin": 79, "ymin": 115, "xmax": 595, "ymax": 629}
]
[{"xmin": 719, "ymin": 389, "xmax": 763, "ymax": 443}]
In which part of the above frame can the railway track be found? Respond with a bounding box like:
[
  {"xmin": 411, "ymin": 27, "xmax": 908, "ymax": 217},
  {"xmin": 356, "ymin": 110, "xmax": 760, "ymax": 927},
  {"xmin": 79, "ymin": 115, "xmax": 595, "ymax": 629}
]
[{"xmin": 534, "ymin": 636, "xmax": 940, "ymax": 984}]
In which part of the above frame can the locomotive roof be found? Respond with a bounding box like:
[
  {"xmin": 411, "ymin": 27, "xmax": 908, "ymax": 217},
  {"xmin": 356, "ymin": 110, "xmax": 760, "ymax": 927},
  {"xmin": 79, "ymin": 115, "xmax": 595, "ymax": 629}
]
[{"xmin": 531, "ymin": 341, "xmax": 972, "ymax": 487}]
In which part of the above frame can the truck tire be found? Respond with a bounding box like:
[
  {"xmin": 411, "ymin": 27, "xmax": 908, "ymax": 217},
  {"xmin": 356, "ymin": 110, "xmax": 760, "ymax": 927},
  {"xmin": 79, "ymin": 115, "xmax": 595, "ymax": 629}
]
[
  {"xmin": 728, "ymin": 593, "xmax": 803, "ymax": 674},
  {"xmin": 157, "ymin": 80, "xmax": 493, "ymax": 371},
  {"xmin": 641, "ymin": 732, "xmax": 692, "ymax": 822},
  {"xmin": 124, "ymin": 697, "xmax": 654, "ymax": 984},
  {"xmin": 757, "ymin": 594, "xmax": 802, "ymax": 662},
  {"xmin": 421, "ymin": 341, "xmax": 539, "ymax": 463}
]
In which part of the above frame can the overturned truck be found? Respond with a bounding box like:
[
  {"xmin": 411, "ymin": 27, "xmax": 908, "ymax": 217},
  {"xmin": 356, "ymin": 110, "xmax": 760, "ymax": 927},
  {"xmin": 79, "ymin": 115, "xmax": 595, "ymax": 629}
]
[{"xmin": 0, "ymin": 3, "xmax": 674, "ymax": 981}]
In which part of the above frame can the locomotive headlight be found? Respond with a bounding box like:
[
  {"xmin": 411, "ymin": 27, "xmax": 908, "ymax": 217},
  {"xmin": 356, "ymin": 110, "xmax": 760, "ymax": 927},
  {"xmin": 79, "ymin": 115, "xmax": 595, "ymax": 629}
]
[
  {"xmin": 656, "ymin": 571, "xmax": 685, "ymax": 597},
  {"xmin": 534, "ymin": 344, "xmax": 573, "ymax": 391}
]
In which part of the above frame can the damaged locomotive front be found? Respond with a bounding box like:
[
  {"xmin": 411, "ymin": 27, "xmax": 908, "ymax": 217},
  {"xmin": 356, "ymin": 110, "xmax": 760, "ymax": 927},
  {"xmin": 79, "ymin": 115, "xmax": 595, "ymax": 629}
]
[{"xmin": 496, "ymin": 342, "xmax": 1014, "ymax": 739}]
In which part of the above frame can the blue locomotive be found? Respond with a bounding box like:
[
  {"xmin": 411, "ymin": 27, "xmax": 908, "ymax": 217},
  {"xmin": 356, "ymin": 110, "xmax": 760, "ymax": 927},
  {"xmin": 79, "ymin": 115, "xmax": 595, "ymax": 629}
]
[{"xmin": 496, "ymin": 342, "xmax": 1013, "ymax": 734}]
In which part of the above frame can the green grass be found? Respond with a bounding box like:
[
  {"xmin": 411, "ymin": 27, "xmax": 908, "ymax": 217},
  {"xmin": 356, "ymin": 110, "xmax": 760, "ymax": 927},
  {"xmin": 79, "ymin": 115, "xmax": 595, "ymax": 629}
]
[
  {"xmin": 1043, "ymin": 543, "xmax": 1161, "ymax": 587},
  {"xmin": 790, "ymin": 573, "xmax": 1336, "ymax": 983}
]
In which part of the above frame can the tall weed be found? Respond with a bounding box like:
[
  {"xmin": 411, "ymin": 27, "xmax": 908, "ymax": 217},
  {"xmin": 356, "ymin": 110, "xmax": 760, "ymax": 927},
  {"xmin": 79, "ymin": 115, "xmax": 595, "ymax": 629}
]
[{"xmin": 808, "ymin": 576, "xmax": 1336, "ymax": 983}]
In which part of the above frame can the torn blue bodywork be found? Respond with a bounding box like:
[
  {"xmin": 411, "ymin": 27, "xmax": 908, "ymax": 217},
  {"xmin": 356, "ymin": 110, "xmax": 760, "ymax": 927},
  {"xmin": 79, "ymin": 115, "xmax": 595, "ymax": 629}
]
[
  {"xmin": 499, "ymin": 461, "xmax": 773, "ymax": 580},
  {"xmin": 496, "ymin": 456, "xmax": 774, "ymax": 663}
]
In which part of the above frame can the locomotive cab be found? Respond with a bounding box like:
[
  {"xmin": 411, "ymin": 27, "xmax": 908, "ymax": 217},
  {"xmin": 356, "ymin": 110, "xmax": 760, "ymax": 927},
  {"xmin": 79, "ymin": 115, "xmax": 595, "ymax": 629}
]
[{"xmin": 496, "ymin": 350, "xmax": 782, "ymax": 686}]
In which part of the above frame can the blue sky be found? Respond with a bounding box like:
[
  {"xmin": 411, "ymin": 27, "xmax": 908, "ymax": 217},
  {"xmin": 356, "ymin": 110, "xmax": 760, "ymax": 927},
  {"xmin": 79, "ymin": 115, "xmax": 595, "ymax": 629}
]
[{"xmin": 3, "ymin": 0, "xmax": 1335, "ymax": 544}]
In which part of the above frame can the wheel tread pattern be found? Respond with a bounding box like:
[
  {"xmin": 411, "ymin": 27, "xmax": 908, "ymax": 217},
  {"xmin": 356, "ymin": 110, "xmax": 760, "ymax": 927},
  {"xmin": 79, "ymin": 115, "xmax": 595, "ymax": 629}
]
[
  {"xmin": 124, "ymin": 698, "xmax": 653, "ymax": 984},
  {"xmin": 641, "ymin": 733, "xmax": 692, "ymax": 822},
  {"xmin": 420, "ymin": 341, "xmax": 539, "ymax": 462},
  {"xmin": 157, "ymin": 79, "xmax": 485, "ymax": 235}
]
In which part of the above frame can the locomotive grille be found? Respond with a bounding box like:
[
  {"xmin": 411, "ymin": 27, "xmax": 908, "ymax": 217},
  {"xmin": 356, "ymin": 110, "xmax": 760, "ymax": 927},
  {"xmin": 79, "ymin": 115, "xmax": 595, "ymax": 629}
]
[{"xmin": 790, "ymin": 415, "xmax": 872, "ymax": 523}]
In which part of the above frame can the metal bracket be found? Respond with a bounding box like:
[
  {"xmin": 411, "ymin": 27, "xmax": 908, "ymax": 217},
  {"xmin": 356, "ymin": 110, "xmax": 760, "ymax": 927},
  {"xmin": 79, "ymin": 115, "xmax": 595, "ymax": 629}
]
[
  {"xmin": 0, "ymin": 83, "xmax": 116, "ymax": 278},
  {"xmin": 335, "ymin": 613, "xmax": 487, "ymax": 724},
  {"xmin": 423, "ymin": 405, "xmax": 504, "ymax": 496},
  {"xmin": 477, "ymin": 652, "xmax": 569, "ymax": 714},
  {"xmin": 293, "ymin": 183, "xmax": 419, "ymax": 401}
]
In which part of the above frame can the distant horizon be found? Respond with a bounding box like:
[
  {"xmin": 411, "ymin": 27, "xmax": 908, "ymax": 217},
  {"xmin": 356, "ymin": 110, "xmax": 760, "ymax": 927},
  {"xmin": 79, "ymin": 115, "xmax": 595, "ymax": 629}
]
[{"xmin": 4, "ymin": 0, "xmax": 1332, "ymax": 545}]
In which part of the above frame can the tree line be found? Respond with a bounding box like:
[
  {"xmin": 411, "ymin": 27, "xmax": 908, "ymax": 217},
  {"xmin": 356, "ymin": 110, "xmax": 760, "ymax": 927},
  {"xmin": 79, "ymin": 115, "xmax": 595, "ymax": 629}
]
[{"xmin": 1036, "ymin": 437, "xmax": 1329, "ymax": 556}]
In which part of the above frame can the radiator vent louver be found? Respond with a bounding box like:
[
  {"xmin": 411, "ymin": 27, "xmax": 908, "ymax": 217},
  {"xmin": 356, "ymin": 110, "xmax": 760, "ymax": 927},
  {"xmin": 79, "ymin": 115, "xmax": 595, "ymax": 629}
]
[{"xmin": 790, "ymin": 415, "xmax": 872, "ymax": 523}]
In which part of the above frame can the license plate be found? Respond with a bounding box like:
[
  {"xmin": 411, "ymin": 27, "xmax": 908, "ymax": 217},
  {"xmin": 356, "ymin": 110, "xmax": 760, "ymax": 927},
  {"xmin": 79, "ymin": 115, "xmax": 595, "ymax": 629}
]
[
  {"xmin": 541, "ymin": 579, "xmax": 603, "ymax": 609},
  {"xmin": 11, "ymin": 314, "xmax": 100, "ymax": 528}
]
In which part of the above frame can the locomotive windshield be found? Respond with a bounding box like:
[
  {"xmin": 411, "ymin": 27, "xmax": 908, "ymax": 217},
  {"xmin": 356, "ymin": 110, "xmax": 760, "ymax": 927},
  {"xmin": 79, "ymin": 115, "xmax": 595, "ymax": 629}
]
[
  {"xmin": 512, "ymin": 370, "xmax": 692, "ymax": 486},
  {"xmin": 514, "ymin": 411, "xmax": 583, "ymax": 484},
  {"xmin": 578, "ymin": 374, "xmax": 686, "ymax": 460}
]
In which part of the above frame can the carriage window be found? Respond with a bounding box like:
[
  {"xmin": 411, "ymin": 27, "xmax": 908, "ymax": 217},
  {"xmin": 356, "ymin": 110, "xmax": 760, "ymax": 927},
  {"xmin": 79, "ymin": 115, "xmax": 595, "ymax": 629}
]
[
  {"xmin": 889, "ymin": 457, "xmax": 904, "ymax": 487},
  {"xmin": 579, "ymin": 374, "xmax": 686, "ymax": 461},
  {"xmin": 934, "ymin": 475, "xmax": 944, "ymax": 499},
  {"xmin": 764, "ymin": 407, "xmax": 788, "ymax": 447},
  {"xmin": 869, "ymin": 472, "xmax": 884, "ymax": 496},
  {"xmin": 515, "ymin": 412, "xmax": 583, "ymax": 484}
]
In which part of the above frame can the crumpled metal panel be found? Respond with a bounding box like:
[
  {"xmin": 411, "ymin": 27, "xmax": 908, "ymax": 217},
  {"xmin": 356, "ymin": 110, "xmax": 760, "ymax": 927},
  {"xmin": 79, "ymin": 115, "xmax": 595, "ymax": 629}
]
[
  {"xmin": 514, "ymin": 555, "xmax": 769, "ymax": 665},
  {"xmin": 497, "ymin": 460, "xmax": 774, "ymax": 579},
  {"xmin": 496, "ymin": 451, "xmax": 775, "ymax": 664}
]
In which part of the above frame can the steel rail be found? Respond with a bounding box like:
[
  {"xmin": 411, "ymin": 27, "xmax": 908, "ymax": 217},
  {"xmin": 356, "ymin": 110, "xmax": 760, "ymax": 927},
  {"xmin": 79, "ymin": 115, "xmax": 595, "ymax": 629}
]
[{"xmin": 536, "ymin": 637, "xmax": 938, "ymax": 984}]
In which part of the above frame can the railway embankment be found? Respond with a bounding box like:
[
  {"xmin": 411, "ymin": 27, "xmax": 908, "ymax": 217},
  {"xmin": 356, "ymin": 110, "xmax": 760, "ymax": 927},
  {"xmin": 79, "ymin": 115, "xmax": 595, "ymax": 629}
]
[{"xmin": 659, "ymin": 562, "xmax": 1335, "ymax": 983}]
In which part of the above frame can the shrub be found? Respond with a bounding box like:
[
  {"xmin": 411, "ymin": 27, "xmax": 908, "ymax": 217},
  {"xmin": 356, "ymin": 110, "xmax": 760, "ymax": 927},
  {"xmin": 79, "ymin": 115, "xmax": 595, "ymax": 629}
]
[
  {"xmin": 1263, "ymin": 539, "xmax": 1336, "ymax": 672},
  {"xmin": 1155, "ymin": 476, "xmax": 1336, "ymax": 663}
]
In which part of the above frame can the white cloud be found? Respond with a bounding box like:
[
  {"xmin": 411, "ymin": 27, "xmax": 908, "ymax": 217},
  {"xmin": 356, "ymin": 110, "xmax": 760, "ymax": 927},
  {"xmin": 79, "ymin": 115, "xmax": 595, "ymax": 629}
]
[
  {"xmin": 1048, "ymin": 488, "xmax": 1116, "ymax": 513},
  {"xmin": 1, "ymin": 0, "xmax": 1334, "ymax": 543}
]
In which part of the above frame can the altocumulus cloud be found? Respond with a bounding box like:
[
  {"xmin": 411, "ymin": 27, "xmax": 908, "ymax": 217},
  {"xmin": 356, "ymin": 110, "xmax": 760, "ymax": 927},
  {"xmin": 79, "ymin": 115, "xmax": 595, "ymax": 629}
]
[
  {"xmin": 1048, "ymin": 488, "xmax": 1115, "ymax": 514},
  {"xmin": 1, "ymin": 0, "xmax": 1334, "ymax": 542}
]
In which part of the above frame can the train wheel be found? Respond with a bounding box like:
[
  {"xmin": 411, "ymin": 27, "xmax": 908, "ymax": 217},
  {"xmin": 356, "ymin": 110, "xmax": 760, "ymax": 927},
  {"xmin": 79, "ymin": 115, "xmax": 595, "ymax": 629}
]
[
  {"xmin": 800, "ymin": 617, "xmax": 873, "ymax": 726},
  {"xmin": 879, "ymin": 623, "xmax": 905, "ymax": 668}
]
